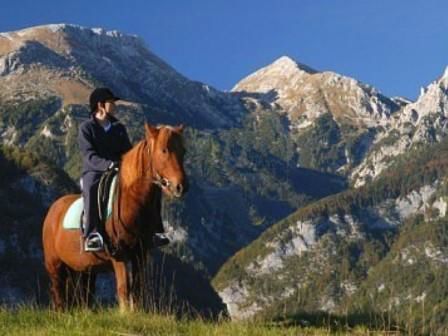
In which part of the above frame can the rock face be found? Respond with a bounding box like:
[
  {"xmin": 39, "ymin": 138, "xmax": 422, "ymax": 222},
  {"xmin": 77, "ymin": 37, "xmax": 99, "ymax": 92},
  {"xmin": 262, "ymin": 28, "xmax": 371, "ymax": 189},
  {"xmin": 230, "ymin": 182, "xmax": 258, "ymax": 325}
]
[{"xmin": 352, "ymin": 67, "xmax": 448, "ymax": 187}]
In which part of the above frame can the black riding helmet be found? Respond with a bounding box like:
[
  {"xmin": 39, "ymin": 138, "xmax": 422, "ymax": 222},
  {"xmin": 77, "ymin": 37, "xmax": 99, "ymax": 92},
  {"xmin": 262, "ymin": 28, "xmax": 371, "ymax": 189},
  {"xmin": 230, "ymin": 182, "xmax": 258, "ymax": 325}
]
[{"xmin": 89, "ymin": 88, "xmax": 120, "ymax": 113}]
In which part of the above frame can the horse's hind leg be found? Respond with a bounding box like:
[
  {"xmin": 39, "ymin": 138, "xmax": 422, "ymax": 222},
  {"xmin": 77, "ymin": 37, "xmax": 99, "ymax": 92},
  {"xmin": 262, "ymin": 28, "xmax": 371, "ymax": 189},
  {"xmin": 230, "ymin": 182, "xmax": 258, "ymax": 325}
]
[
  {"xmin": 45, "ymin": 259, "xmax": 67, "ymax": 310},
  {"xmin": 131, "ymin": 247, "xmax": 149, "ymax": 309}
]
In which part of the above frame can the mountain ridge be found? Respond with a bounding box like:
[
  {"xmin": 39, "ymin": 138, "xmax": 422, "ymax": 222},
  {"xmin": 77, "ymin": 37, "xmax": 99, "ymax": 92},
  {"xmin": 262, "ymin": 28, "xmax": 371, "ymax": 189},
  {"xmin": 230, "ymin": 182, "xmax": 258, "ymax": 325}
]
[{"xmin": 0, "ymin": 23, "xmax": 245, "ymax": 129}]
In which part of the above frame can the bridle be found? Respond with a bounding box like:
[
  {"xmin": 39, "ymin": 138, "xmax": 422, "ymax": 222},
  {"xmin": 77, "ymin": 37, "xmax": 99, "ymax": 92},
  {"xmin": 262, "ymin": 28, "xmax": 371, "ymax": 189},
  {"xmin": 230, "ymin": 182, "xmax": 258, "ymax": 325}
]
[
  {"xmin": 146, "ymin": 133, "xmax": 175, "ymax": 193},
  {"xmin": 153, "ymin": 172, "xmax": 172, "ymax": 190}
]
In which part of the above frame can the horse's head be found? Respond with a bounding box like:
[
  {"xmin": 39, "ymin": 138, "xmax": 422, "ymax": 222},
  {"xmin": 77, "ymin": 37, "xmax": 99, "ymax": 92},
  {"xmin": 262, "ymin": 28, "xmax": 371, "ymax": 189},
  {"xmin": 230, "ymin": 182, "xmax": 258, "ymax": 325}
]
[{"xmin": 145, "ymin": 123, "xmax": 188, "ymax": 198}]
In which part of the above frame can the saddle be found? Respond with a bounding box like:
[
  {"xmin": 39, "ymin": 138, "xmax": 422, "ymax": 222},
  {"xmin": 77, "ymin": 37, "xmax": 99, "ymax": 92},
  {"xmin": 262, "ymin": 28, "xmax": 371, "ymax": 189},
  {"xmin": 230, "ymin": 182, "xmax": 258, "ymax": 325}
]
[{"xmin": 63, "ymin": 169, "xmax": 118, "ymax": 231}]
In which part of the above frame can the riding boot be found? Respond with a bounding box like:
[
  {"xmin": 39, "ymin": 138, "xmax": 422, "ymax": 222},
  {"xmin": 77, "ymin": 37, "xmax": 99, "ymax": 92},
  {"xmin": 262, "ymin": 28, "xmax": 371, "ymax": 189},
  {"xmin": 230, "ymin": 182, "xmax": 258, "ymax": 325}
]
[{"xmin": 82, "ymin": 172, "xmax": 104, "ymax": 251}]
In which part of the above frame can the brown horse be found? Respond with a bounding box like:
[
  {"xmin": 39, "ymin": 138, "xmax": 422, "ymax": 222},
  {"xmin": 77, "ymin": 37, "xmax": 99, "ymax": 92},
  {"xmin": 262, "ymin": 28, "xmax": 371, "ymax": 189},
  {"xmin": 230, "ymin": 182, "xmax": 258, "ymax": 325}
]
[{"xmin": 42, "ymin": 123, "xmax": 187, "ymax": 311}]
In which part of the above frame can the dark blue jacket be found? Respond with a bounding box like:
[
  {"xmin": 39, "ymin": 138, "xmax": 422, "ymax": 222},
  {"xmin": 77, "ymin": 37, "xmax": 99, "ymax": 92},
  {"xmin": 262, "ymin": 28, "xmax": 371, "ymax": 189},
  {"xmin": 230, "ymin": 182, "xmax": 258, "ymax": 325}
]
[{"xmin": 78, "ymin": 115, "xmax": 132, "ymax": 176}]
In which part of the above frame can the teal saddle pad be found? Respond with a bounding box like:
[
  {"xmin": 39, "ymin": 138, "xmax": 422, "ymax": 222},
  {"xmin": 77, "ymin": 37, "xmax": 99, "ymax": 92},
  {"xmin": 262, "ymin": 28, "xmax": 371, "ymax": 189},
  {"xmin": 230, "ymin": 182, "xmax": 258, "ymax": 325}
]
[{"xmin": 63, "ymin": 176, "xmax": 117, "ymax": 230}]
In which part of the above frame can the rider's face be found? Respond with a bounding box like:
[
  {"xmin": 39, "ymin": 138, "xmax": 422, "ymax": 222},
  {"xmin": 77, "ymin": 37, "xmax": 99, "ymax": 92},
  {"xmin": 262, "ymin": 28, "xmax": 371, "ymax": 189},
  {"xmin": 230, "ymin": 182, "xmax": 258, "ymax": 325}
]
[{"xmin": 104, "ymin": 100, "xmax": 117, "ymax": 116}]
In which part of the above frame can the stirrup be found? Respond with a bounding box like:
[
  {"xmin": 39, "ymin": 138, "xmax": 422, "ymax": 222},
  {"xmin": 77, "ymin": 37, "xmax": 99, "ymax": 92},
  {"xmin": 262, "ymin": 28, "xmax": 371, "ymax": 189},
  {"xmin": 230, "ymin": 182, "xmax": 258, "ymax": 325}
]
[
  {"xmin": 84, "ymin": 232, "xmax": 104, "ymax": 252},
  {"xmin": 152, "ymin": 233, "xmax": 170, "ymax": 248}
]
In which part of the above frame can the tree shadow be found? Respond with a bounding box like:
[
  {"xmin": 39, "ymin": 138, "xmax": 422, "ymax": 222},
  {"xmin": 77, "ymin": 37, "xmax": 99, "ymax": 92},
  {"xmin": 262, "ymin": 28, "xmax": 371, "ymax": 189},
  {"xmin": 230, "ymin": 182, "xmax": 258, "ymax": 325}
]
[
  {"xmin": 257, "ymin": 151, "xmax": 348, "ymax": 198},
  {"xmin": 233, "ymin": 89, "xmax": 279, "ymax": 105},
  {"xmin": 148, "ymin": 251, "xmax": 228, "ymax": 321},
  {"xmin": 8, "ymin": 40, "xmax": 72, "ymax": 71}
]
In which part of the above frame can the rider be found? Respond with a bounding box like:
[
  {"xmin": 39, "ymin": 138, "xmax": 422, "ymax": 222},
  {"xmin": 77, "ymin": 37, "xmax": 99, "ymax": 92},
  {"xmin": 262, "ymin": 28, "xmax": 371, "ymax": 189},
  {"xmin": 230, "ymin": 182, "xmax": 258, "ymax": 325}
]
[{"xmin": 78, "ymin": 87, "xmax": 170, "ymax": 252}]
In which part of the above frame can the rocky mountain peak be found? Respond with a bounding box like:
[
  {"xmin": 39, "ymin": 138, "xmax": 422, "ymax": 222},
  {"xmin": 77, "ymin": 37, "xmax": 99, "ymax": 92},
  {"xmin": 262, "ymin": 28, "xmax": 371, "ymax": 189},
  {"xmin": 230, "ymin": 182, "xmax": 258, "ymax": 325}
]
[
  {"xmin": 232, "ymin": 56, "xmax": 398, "ymax": 129},
  {"xmin": 231, "ymin": 55, "xmax": 317, "ymax": 94},
  {"xmin": 438, "ymin": 65, "xmax": 448, "ymax": 91},
  {"xmin": 268, "ymin": 56, "xmax": 317, "ymax": 75},
  {"xmin": 397, "ymin": 66, "xmax": 448, "ymax": 127},
  {"xmin": 352, "ymin": 65, "xmax": 448, "ymax": 188}
]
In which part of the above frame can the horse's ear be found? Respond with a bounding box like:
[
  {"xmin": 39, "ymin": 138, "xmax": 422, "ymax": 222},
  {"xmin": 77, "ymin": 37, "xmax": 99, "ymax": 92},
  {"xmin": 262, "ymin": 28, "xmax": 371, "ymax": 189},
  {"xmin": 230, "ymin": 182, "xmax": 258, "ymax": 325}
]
[
  {"xmin": 144, "ymin": 123, "xmax": 159, "ymax": 139},
  {"xmin": 175, "ymin": 124, "xmax": 184, "ymax": 133}
]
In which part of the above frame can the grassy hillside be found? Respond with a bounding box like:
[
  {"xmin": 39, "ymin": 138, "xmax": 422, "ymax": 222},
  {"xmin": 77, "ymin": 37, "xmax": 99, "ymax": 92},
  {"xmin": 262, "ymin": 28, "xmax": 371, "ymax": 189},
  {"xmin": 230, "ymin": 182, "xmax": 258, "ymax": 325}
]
[{"xmin": 213, "ymin": 135, "xmax": 448, "ymax": 328}]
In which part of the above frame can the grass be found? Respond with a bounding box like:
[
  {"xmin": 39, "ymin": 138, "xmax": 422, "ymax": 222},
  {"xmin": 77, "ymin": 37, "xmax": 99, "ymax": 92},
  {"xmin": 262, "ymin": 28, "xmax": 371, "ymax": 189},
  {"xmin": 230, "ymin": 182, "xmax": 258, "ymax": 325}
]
[{"xmin": 0, "ymin": 306, "xmax": 395, "ymax": 336}]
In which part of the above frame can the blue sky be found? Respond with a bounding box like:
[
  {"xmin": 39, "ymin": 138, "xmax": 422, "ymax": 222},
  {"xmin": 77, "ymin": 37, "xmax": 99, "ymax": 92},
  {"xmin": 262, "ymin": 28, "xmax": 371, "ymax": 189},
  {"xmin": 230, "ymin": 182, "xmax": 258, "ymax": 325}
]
[{"xmin": 1, "ymin": 0, "xmax": 447, "ymax": 100}]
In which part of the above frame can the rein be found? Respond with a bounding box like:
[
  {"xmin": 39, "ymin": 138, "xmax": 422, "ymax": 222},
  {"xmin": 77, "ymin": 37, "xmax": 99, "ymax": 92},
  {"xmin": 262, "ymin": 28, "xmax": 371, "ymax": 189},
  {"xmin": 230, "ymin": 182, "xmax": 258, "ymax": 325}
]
[{"xmin": 107, "ymin": 176, "xmax": 121, "ymax": 256}]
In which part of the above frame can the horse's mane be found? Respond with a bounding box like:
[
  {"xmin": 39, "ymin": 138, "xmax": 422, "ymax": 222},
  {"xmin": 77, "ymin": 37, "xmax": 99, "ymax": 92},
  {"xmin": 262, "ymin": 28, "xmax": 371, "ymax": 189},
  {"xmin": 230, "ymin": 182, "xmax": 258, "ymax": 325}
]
[{"xmin": 120, "ymin": 140, "xmax": 151, "ymax": 189}]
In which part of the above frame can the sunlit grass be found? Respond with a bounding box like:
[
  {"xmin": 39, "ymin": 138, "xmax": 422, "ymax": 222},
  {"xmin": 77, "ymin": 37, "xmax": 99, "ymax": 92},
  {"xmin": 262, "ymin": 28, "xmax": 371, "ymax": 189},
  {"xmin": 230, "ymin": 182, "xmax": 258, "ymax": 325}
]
[{"xmin": 0, "ymin": 306, "xmax": 393, "ymax": 336}]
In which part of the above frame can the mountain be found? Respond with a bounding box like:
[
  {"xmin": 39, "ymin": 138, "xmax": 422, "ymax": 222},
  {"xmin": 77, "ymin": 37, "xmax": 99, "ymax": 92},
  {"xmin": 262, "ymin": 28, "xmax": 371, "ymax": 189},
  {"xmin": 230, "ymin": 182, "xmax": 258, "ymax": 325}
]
[
  {"xmin": 4, "ymin": 23, "xmax": 448, "ymax": 331},
  {"xmin": 233, "ymin": 56, "xmax": 400, "ymax": 175},
  {"xmin": 0, "ymin": 24, "xmax": 244, "ymax": 131}
]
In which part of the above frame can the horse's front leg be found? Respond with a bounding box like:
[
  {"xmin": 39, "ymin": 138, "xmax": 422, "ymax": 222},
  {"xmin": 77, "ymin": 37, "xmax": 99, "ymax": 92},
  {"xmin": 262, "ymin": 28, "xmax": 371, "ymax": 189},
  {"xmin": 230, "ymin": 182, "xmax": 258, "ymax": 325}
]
[
  {"xmin": 112, "ymin": 259, "xmax": 133, "ymax": 313},
  {"xmin": 131, "ymin": 246, "xmax": 149, "ymax": 309}
]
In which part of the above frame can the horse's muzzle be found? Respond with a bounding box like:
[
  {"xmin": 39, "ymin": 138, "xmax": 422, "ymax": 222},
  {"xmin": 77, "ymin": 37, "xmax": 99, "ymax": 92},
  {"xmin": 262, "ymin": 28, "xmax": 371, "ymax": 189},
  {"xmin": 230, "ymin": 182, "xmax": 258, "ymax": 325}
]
[
  {"xmin": 172, "ymin": 182, "xmax": 186, "ymax": 198},
  {"xmin": 163, "ymin": 180, "xmax": 187, "ymax": 198}
]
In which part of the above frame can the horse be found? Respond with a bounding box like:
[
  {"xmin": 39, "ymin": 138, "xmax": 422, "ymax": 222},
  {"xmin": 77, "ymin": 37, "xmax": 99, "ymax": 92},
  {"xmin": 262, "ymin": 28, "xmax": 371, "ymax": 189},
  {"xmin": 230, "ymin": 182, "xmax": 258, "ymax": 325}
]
[{"xmin": 42, "ymin": 123, "xmax": 187, "ymax": 311}]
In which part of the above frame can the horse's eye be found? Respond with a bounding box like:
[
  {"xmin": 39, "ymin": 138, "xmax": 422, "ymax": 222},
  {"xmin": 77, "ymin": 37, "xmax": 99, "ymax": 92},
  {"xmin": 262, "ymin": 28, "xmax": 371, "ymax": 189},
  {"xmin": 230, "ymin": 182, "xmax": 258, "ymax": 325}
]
[{"xmin": 162, "ymin": 148, "xmax": 168, "ymax": 154}]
